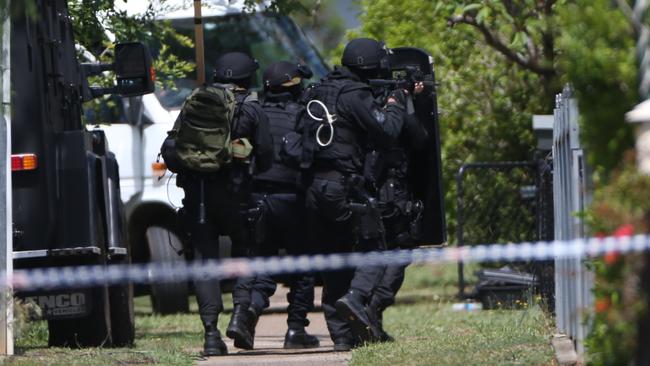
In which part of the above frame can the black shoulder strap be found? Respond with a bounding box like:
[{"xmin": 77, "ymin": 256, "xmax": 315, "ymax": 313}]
[{"xmin": 232, "ymin": 91, "xmax": 251, "ymax": 134}]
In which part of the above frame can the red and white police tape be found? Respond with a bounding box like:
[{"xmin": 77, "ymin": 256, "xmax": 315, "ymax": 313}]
[{"xmin": 5, "ymin": 234, "xmax": 650, "ymax": 291}]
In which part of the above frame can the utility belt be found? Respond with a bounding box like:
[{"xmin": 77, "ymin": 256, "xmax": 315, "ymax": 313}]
[
  {"xmin": 176, "ymin": 162, "xmax": 253, "ymax": 196},
  {"xmin": 312, "ymin": 169, "xmax": 347, "ymax": 183},
  {"xmin": 252, "ymin": 179, "xmax": 300, "ymax": 195},
  {"xmin": 313, "ymin": 169, "xmax": 385, "ymax": 243},
  {"xmin": 241, "ymin": 180, "xmax": 301, "ymax": 253}
]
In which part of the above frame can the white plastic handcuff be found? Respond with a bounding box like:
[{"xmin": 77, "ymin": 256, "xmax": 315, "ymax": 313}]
[{"xmin": 307, "ymin": 99, "xmax": 337, "ymax": 147}]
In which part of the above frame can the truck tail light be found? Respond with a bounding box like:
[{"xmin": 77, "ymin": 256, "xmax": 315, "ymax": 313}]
[{"xmin": 12, "ymin": 154, "xmax": 38, "ymax": 171}]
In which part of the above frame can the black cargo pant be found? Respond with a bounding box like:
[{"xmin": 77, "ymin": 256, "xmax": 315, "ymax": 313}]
[
  {"xmin": 180, "ymin": 174, "xmax": 272, "ymax": 326},
  {"xmin": 233, "ymin": 190, "xmax": 314, "ymax": 327},
  {"xmin": 305, "ymin": 172, "xmax": 386, "ymax": 342},
  {"xmin": 369, "ymin": 265, "xmax": 407, "ymax": 311},
  {"xmin": 370, "ymin": 175, "xmax": 415, "ymax": 311}
]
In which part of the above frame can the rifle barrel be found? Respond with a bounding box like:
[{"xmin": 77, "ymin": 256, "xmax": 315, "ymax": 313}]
[{"xmin": 368, "ymin": 79, "xmax": 435, "ymax": 88}]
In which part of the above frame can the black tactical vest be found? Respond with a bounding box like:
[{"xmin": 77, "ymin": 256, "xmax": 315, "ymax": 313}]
[
  {"xmin": 253, "ymin": 99, "xmax": 302, "ymax": 187},
  {"xmin": 307, "ymin": 78, "xmax": 367, "ymax": 173}
]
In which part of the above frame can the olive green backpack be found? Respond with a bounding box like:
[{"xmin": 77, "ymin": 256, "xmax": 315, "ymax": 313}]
[{"xmin": 168, "ymin": 84, "xmax": 251, "ymax": 172}]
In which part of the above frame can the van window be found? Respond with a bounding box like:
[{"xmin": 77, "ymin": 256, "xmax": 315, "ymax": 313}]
[{"xmin": 153, "ymin": 13, "xmax": 329, "ymax": 110}]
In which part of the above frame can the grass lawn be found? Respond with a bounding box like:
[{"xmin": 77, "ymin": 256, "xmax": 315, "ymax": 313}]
[
  {"xmin": 5, "ymin": 294, "xmax": 230, "ymax": 366},
  {"xmin": 3, "ymin": 264, "xmax": 555, "ymax": 365},
  {"xmin": 350, "ymin": 265, "xmax": 555, "ymax": 366}
]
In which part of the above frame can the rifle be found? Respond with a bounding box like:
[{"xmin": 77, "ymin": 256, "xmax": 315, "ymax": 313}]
[
  {"xmin": 368, "ymin": 66, "xmax": 436, "ymax": 114},
  {"xmin": 368, "ymin": 66, "xmax": 435, "ymax": 92}
]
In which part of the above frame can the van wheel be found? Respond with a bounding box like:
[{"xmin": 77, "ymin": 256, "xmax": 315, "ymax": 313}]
[
  {"xmin": 48, "ymin": 285, "xmax": 112, "ymax": 347},
  {"xmin": 146, "ymin": 226, "xmax": 189, "ymax": 314}
]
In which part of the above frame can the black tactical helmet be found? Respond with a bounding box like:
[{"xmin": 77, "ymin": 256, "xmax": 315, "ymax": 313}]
[
  {"xmin": 263, "ymin": 61, "xmax": 313, "ymax": 89},
  {"xmin": 213, "ymin": 51, "xmax": 259, "ymax": 83},
  {"xmin": 341, "ymin": 38, "xmax": 389, "ymax": 70}
]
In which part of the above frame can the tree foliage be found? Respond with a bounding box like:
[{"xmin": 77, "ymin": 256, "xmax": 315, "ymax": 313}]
[
  {"xmin": 69, "ymin": 0, "xmax": 195, "ymax": 90},
  {"xmin": 441, "ymin": 1, "xmax": 561, "ymax": 105},
  {"xmin": 557, "ymin": 0, "xmax": 637, "ymax": 173}
]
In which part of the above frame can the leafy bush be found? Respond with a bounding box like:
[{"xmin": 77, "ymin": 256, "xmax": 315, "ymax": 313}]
[{"xmin": 585, "ymin": 161, "xmax": 650, "ymax": 365}]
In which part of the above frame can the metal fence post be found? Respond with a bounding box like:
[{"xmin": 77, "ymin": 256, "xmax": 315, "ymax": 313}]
[
  {"xmin": 0, "ymin": 1, "xmax": 13, "ymax": 356},
  {"xmin": 553, "ymin": 86, "xmax": 592, "ymax": 357}
]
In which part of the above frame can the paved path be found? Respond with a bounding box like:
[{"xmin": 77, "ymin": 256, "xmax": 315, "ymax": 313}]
[{"xmin": 196, "ymin": 286, "xmax": 351, "ymax": 366}]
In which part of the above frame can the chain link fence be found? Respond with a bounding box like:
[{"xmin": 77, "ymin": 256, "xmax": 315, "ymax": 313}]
[{"xmin": 456, "ymin": 159, "xmax": 555, "ymax": 306}]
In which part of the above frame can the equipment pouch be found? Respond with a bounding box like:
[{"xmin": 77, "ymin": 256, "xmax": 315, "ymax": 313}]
[
  {"xmin": 409, "ymin": 200, "xmax": 424, "ymax": 243},
  {"xmin": 358, "ymin": 197, "xmax": 385, "ymax": 240},
  {"xmin": 379, "ymin": 177, "xmax": 396, "ymax": 204},
  {"xmin": 280, "ymin": 131, "xmax": 304, "ymax": 169},
  {"xmin": 245, "ymin": 200, "xmax": 266, "ymax": 248},
  {"xmin": 363, "ymin": 150, "xmax": 384, "ymax": 190}
]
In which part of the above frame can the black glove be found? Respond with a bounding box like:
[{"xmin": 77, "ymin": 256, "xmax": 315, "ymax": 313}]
[{"xmin": 387, "ymin": 89, "xmax": 408, "ymax": 109}]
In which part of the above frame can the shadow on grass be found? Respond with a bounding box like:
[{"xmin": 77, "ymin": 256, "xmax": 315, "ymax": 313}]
[
  {"xmin": 13, "ymin": 346, "xmax": 49, "ymax": 355},
  {"xmin": 395, "ymin": 293, "xmax": 458, "ymax": 305}
]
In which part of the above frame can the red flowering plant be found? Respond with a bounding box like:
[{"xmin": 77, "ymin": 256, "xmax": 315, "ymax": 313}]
[{"xmin": 584, "ymin": 161, "xmax": 650, "ymax": 365}]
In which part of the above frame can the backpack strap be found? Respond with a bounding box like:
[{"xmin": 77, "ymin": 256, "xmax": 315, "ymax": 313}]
[{"xmin": 232, "ymin": 90, "xmax": 250, "ymax": 134}]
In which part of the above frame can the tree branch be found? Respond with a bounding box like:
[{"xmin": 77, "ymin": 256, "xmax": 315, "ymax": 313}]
[
  {"xmin": 543, "ymin": 0, "xmax": 557, "ymax": 14},
  {"xmin": 448, "ymin": 13, "xmax": 555, "ymax": 77}
]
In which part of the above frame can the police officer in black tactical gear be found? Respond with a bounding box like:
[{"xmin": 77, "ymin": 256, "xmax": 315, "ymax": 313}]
[
  {"xmin": 301, "ymin": 38, "xmax": 412, "ymax": 350},
  {"xmin": 364, "ymin": 80, "xmax": 428, "ymax": 343},
  {"xmin": 162, "ymin": 51, "xmax": 273, "ymax": 356},
  {"xmin": 226, "ymin": 61, "xmax": 320, "ymax": 350}
]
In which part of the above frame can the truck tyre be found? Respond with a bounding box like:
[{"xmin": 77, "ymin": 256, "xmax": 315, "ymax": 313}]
[
  {"xmin": 146, "ymin": 226, "xmax": 189, "ymax": 314},
  {"xmin": 108, "ymin": 196, "xmax": 135, "ymax": 346},
  {"xmin": 109, "ymin": 243, "xmax": 135, "ymax": 346},
  {"xmin": 48, "ymin": 285, "xmax": 112, "ymax": 347},
  {"xmin": 109, "ymin": 279, "xmax": 134, "ymax": 347}
]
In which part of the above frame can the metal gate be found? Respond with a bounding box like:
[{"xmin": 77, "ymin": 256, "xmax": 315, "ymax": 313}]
[{"xmin": 456, "ymin": 159, "xmax": 555, "ymax": 303}]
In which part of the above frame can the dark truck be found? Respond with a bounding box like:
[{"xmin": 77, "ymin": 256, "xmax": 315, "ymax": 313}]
[{"xmin": 9, "ymin": 0, "xmax": 154, "ymax": 347}]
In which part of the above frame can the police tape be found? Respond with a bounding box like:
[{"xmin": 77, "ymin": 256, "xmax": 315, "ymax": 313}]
[{"xmin": 7, "ymin": 234, "xmax": 650, "ymax": 291}]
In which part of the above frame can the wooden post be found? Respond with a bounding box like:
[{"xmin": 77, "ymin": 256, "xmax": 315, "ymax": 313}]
[
  {"xmin": 193, "ymin": 0, "xmax": 205, "ymax": 85},
  {"xmin": 0, "ymin": 0, "xmax": 13, "ymax": 355}
]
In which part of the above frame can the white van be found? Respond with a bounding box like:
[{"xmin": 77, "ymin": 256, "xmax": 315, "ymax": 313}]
[{"xmin": 96, "ymin": 0, "xmax": 329, "ymax": 313}]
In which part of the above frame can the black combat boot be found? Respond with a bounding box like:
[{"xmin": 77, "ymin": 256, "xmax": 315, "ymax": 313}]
[
  {"xmin": 226, "ymin": 305, "xmax": 260, "ymax": 350},
  {"xmin": 283, "ymin": 327, "xmax": 320, "ymax": 349},
  {"xmin": 332, "ymin": 333, "xmax": 359, "ymax": 351},
  {"xmin": 203, "ymin": 322, "xmax": 228, "ymax": 356},
  {"xmin": 334, "ymin": 290, "xmax": 381, "ymax": 343},
  {"xmin": 365, "ymin": 304, "xmax": 394, "ymax": 343}
]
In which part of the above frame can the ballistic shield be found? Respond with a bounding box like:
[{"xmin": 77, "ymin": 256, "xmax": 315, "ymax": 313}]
[{"xmin": 381, "ymin": 47, "xmax": 446, "ymax": 245}]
